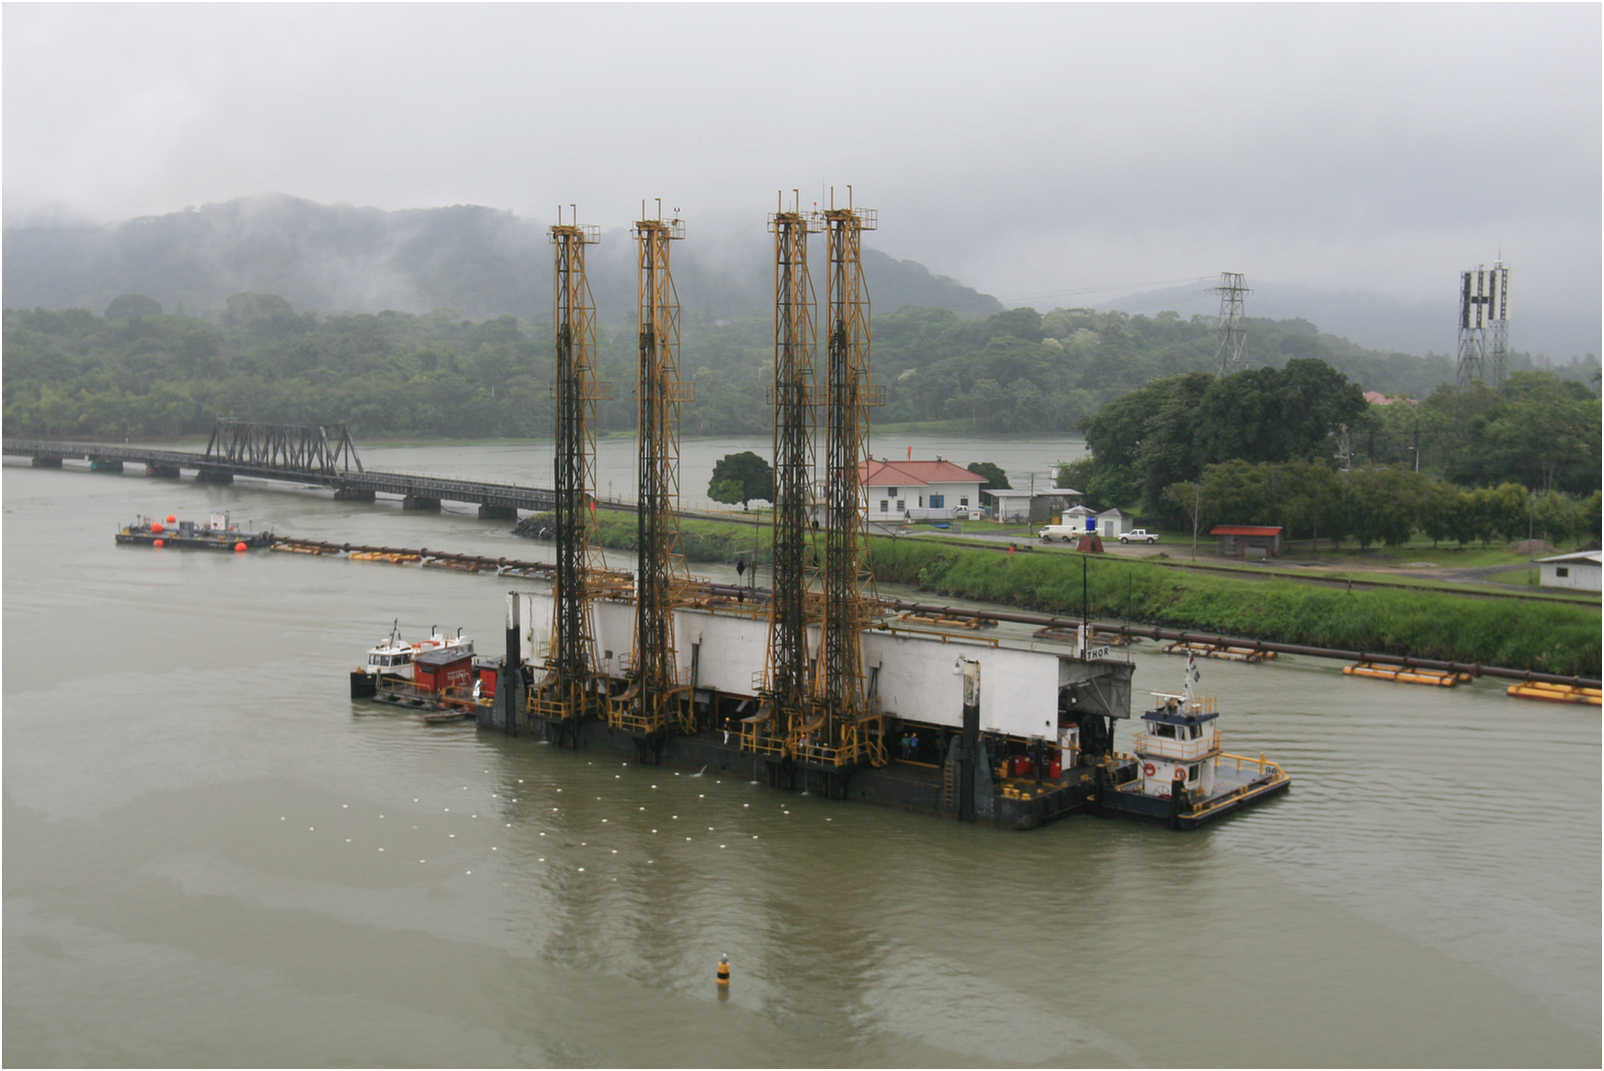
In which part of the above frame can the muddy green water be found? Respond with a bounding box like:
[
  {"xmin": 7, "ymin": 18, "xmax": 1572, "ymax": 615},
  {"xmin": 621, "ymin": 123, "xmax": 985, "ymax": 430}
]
[{"xmin": 4, "ymin": 443, "xmax": 1598, "ymax": 1067}]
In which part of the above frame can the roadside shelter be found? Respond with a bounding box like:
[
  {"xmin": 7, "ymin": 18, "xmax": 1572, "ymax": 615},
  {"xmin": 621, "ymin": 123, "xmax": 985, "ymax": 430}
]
[{"xmin": 1211, "ymin": 524, "xmax": 1283, "ymax": 560}]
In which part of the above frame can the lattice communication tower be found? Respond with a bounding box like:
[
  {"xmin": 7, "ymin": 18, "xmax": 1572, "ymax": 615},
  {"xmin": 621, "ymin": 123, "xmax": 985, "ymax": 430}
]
[
  {"xmin": 1456, "ymin": 262, "xmax": 1510, "ymax": 389},
  {"xmin": 613, "ymin": 202, "xmax": 694, "ymax": 740},
  {"xmin": 537, "ymin": 207, "xmax": 608, "ymax": 729},
  {"xmin": 1214, "ymin": 271, "xmax": 1250, "ymax": 375},
  {"xmin": 763, "ymin": 191, "xmax": 818, "ymax": 740}
]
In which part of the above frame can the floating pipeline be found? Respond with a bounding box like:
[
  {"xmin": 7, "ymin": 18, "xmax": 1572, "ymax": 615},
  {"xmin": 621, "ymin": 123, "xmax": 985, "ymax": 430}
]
[{"xmin": 266, "ymin": 533, "xmax": 1601, "ymax": 691}]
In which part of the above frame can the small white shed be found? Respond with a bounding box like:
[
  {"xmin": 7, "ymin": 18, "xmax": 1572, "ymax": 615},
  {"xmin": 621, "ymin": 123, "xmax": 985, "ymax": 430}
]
[
  {"xmin": 1097, "ymin": 508, "xmax": 1132, "ymax": 539},
  {"xmin": 1061, "ymin": 504, "xmax": 1097, "ymax": 532},
  {"xmin": 1533, "ymin": 550, "xmax": 1602, "ymax": 592}
]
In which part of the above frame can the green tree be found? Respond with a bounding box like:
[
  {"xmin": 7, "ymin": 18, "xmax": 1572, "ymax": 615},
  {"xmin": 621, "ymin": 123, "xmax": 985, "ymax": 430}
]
[
  {"xmin": 104, "ymin": 294, "xmax": 163, "ymax": 320},
  {"xmin": 1344, "ymin": 466, "xmax": 1423, "ymax": 547},
  {"xmin": 707, "ymin": 451, "xmax": 773, "ymax": 510},
  {"xmin": 966, "ymin": 461, "xmax": 1010, "ymax": 489}
]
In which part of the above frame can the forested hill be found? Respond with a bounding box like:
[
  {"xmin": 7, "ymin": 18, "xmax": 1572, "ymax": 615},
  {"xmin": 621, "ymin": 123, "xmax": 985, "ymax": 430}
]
[
  {"xmin": 9, "ymin": 297, "xmax": 1582, "ymax": 443},
  {"xmin": 1, "ymin": 194, "xmax": 1003, "ymax": 323}
]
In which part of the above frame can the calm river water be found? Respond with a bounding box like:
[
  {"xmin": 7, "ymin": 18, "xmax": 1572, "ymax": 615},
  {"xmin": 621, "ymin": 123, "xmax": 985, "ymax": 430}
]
[{"xmin": 4, "ymin": 440, "xmax": 1598, "ymax": 1067}]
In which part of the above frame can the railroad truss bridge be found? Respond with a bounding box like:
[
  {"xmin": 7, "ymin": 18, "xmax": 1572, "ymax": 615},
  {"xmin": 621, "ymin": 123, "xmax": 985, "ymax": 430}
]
[{"xmin": 3, "ymin": 420, "xmax": 558, "ymax": 518}]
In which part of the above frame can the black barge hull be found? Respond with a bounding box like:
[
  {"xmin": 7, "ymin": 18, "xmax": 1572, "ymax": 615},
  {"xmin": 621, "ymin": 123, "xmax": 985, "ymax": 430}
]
[
  {"xmin": 116, "ymin": 531, "xmax": 272, "ymax": 550},
  {"xmin": 506, "ymin": 712, "xmax": 1102, "ymax": 831}
]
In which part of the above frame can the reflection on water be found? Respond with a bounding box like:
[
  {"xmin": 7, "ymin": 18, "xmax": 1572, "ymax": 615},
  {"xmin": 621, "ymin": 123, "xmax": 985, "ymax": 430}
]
[{"xmin": 4, "ymin": 452, "xmax": 1598, "ymax": 1067}]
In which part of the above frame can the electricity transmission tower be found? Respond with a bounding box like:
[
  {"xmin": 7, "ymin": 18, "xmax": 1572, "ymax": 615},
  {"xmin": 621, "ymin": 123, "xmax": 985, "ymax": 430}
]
[{"xmin": 1213, "ymin": 271, "xmax": 1250, "ymax": 375}]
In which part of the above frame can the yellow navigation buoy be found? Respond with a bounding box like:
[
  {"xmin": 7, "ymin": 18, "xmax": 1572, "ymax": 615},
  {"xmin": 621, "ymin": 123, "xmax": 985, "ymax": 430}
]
[{"xmin": 716, "ymin": 954, "xmax": 730, "ymax": 987}]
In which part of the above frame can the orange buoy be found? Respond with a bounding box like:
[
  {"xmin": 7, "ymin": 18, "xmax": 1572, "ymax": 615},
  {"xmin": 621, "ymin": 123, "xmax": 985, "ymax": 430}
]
[
  {"xmin": 716, "ymin": 954, "xmax": 730, "ymax": 986},
  {"xmin": 165, "ymin": 514, "xmax": 177, "ymax": 523},
  {"xmin": 234, "ymin": 541, "xmax": 247, "ymax": 552},
  {"xmin": 153, "ymin": 538, "xmax": 165, "ymax": 548},
  {"xmin": 150, "ymin": 521, "xmax": 164, "ymax": 534}
]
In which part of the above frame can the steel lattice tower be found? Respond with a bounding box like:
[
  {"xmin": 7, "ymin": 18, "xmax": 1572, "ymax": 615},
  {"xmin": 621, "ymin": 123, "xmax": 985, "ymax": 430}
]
[
  {"xmin": 810, "ymin": 189, "xmax": 881, "ymax": 763},
  {"xmin": 763, "ymin": 192, "xmax": 818, "ymax": 741},
  {"xmin": 1213, "ymin": 272, "xmax": 1250, "ymax": 375},
  {"xmin": 1457, "ymin": 263, "xmax": 1510, "ymax": 389},
  {"xmin": 616, "ymin": 204, "xmax": 692, "ymax": 739},
  {"xmin": 539, "ymin": 208, "xmax": 606, "ymax": 728}
]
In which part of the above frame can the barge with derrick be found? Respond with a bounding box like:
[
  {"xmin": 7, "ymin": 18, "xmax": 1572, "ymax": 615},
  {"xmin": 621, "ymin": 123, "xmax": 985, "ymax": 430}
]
[
  {"xmin": 116, "ymin": 512, "xmax": 272, "ymax": 550},
  {"xmin": 466, "ymin": 584, "xmax": 1285, "ymax": 831},
  {"xmin": 354, "ymin": 192, "xmax": 1292, "ymax": 830}
]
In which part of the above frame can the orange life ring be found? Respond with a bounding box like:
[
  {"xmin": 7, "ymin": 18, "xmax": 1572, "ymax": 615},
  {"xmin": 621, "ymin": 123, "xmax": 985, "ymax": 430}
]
[
  {"xmin": 1142, "ymin": 762, "xmax": 1156, "ymax": 777},
  {"xmin": 1173, "ymin": 766, "xmax": 1187, "ymax": 780}
]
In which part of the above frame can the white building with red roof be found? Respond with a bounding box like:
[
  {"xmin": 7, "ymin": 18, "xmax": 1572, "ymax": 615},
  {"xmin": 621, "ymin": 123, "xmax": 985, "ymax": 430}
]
[{"xmin": 860, "ymin": 458, "xmax": 987, "ymax": 522}]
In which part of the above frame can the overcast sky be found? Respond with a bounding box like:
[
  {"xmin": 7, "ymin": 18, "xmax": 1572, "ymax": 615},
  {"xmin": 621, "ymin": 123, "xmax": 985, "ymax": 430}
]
[{"xmin": 4, "ymin": 3, "xmax": 1599, "ymax": 312}]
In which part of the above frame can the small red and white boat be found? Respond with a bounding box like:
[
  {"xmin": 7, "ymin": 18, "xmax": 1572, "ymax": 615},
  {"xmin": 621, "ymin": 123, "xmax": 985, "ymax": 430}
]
[{"xmin": 349, "ymin": 621, "xmax": 473, "ymax": 699}]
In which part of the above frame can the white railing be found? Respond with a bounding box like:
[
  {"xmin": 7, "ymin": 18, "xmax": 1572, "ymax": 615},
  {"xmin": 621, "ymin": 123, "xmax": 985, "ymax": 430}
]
[{"xmin": 1132, "ymin": 728, "xmax": 1221, "ymax": 762}]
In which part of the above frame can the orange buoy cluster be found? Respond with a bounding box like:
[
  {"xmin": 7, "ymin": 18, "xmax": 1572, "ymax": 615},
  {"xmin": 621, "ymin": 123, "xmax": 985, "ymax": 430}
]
[
  {"xmin": 153, "ymin": 538, "xmax": 165, "ymax": 548},
  {"xmin": 1506, "ymin": 681, "xmax": 1602, "ymax": 706},
  {"xmin": 234, "ymin": 541, "xmax": 247, "ymax": 552},
  {"xmin": 165, "ymin": 514, "xmax": 177, "ymax": 523},
  {"xmin": 1343, "ymin": 662, "xmax": 1469, "ymax": 687}
]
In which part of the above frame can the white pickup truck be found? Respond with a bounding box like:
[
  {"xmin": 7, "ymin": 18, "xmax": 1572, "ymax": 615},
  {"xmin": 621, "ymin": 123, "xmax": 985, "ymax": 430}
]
[{"xmin": 1119, "ymin": 528, "xmax": 1160, "ymax": 544}]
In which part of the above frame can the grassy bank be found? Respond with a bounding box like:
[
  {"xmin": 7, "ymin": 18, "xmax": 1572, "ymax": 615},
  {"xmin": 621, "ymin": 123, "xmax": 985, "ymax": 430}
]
[
  {"xmin": 869, "ymin": 539, "xmax": 1599, "ymax": 677},
  {"xmin": 518, "ymin": 511, "xmax": 774, "ymax": 567},
  {"xmin": 514, "ymin": 513, "xmax": 1599, "ymax": 676}
]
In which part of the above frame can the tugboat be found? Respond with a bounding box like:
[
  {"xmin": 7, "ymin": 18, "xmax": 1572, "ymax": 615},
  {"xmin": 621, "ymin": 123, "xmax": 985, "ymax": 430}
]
[
  {"xmin": 115, "ymin": 512, "xmax": 272, "ymax": 550},
  {"xmin": 1100, "ymin": 653, "xmax": 1290, "ymax": 828},
  {"xmin": 349, "ymin": 622, "xmax": 474, "ymax": 701}
]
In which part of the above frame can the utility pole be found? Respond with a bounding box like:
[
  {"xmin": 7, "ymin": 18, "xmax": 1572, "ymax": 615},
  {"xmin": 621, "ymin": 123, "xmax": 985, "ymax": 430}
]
[{"xmin": 1191, "ymin": 481, "xmax": 1200, "ymax": 562}]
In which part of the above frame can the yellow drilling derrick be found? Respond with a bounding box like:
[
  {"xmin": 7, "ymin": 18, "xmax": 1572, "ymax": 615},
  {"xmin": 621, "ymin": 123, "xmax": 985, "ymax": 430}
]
[
  {"xmin": 609, "ymin": 201, "xmax": 696, "ymax": 744},
  {"xmin": 799, "ymin": 187, "xmax": 886, "ymax": 769},
  {"xmin": 532, "ymin": 206, "xmax": 612, "ymax": 737},
  {"xmin": 746, "ymin": 191, "xmax": 821, "ymax": 758}
]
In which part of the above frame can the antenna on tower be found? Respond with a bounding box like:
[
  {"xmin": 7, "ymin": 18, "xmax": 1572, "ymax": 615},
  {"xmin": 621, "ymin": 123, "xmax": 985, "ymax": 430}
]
[{"xmin": 1213, "ymin": 272, "xmax": 1250, "ymax": 375}]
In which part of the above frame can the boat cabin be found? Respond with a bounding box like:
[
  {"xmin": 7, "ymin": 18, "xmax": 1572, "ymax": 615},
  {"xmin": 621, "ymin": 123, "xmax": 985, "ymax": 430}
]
[
  {"xmin": 1132, "ymin": 693, "xmax": 1221, "ymax": 801},
  {"xmin": 413, "ymin": 647, "xmax": 474, "ymax": 696}
]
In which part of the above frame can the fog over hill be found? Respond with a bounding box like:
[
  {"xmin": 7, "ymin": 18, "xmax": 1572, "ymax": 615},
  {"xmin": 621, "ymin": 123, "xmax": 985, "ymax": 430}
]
[
  {"xmin": 6, "ymin": 194, "xmax": 1597, "ymax": 368},
  {"xmin": 1, "ymin": 194, "xmax": 1003, "ymax": 324}
]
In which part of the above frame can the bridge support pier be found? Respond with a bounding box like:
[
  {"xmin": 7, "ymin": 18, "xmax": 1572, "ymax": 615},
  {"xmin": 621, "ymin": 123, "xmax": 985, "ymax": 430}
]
[
  {"xmin": 146, "ymin": 463, "xmax": 181, "ymax": 478},
  {"xmin": 31, "ymin": 456, "xmax": 63, "ymax": 468},
  {"xmin": 333, "ymin": 486, "xmax": 376, "ymax": 502},
  {"xmin": 197, "ymin": 466, "xmax": 234, "ymax": 484},
  {"xmin": 402, "ymin": 496, "xmax": 441, "ymax": 512},
  {"xmin": 478, "ymin": 503, "xmax": 518, "ymax": 521},
  {"xmin": 89, "ymin": 459, "xmax": 124, "ymax": 473}
]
